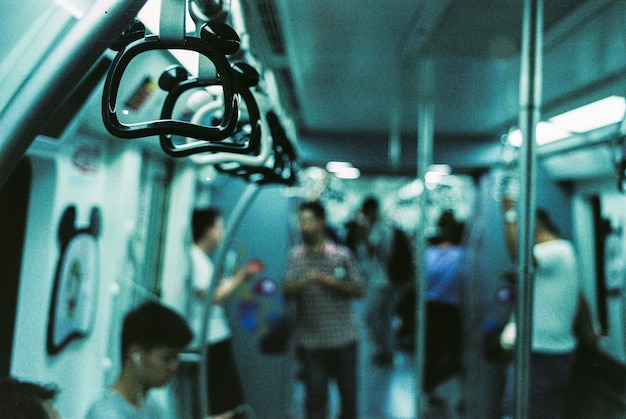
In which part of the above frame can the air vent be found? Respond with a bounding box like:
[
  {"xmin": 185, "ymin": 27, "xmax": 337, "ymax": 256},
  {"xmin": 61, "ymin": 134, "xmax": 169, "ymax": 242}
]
[{"xmin": 256, "ymin": 0, "xmax": 286, "ymax": 56}]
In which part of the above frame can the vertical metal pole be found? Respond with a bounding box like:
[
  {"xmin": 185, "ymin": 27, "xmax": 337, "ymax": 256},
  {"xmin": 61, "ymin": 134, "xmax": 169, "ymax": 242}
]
[
  {"xmin": 414, "ymin": 98, "xmax": 433, "ymax": 418},
  {"xmin": 515, "ymin": 0, "xmax": 542, "ymax": 417},
  {"xmin": 198, "ymin": 182, "xmax": 260, "ymax": 417},
  {"xmin": 0, "ymin": 0, "xmax": 148, "ymax": 188}
]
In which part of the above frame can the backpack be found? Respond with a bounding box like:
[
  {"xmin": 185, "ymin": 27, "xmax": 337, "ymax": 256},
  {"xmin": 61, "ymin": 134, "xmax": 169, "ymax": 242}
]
[{"xmin": 387, "ymin": 227, "xmax": 415, "ymax": 284}]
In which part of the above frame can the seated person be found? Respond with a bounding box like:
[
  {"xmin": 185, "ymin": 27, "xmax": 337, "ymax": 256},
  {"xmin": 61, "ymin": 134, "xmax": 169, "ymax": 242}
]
[
  {"xmin": 86, "ymin": 300, "xmax": 193, "ymax": 419},
  {"xmin": 0, "ymin": 376, "xmax": 60, "ymax": 419}
]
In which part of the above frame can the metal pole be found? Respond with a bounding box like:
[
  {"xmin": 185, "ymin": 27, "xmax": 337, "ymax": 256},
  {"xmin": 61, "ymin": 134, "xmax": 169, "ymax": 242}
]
[
  {"xmin": 414, "ymin": 98, "xmax": 433, "ymax": 418},
  {"xmin": 198, "ymin": 182, "xmax": 260, "ymax": 417},
  {"xmin": 0, "ymin": 0, "xmax": 148, "ymax": 188},
  {"xmin": 515, "ymin": 0, "xmax": 542, "ymax": 417}
]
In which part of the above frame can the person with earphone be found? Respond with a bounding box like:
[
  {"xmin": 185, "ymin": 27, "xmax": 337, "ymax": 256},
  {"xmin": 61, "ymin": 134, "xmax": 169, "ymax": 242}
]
[{"xmin": 85, "ymin": 301, "xmax": 193, "ymax": 418}]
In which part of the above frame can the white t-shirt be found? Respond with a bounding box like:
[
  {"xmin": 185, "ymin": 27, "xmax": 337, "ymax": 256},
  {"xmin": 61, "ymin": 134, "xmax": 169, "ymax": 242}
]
[
  {"xmin": 85, "ymin": 390, "xmax": 165, "ymax": 419},
  {"xmin": 189, "ymin": 245, "xmax": 231, "ymax": 348},
  {"xmin": 532, "ymin": 239, "xmax": 578, "ymax": 353}
]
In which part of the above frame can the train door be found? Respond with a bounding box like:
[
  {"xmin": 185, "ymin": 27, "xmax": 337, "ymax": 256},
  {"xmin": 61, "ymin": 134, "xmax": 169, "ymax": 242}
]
[{"xmin": 0, "ymin": 159, "xmax": 32, "ymax": 376}]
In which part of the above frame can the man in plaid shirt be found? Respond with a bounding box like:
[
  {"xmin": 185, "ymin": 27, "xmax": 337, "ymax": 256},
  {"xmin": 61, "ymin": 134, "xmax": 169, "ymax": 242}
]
[{"xmin": 284, "ymin": 200, "xmax": 365, "ymax": 419}]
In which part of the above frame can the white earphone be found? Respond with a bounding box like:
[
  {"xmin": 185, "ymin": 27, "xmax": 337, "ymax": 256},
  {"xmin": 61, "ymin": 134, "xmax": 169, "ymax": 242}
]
[{"xmin": 132, "ymin": 352, "xmax": 141, "ymax": 367}]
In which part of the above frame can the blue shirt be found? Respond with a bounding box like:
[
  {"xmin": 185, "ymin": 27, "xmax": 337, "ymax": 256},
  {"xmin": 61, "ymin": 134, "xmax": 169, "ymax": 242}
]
[{"xmin": 426, "ymin": 245, "xmax": 465, "ymax": 305}]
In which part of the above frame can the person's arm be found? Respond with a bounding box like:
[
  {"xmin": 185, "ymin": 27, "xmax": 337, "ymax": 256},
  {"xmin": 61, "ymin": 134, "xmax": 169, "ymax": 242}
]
[
  {"xmin": 317, "ymin": 251, "xmax": 365, "ymax": 298},
  {"xmin": 214, "ymin": 261, "xmax": 263, "ymax": 304},
  {"xmin": 308, "ymin": 269, "xmax": 365, "ymax": 298}
]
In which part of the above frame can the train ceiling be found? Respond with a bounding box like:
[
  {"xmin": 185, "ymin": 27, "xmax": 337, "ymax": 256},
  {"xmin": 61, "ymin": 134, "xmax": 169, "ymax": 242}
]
[{"xmin": 241, "ymin": 0, "xmax": 599, "ymax": 173}]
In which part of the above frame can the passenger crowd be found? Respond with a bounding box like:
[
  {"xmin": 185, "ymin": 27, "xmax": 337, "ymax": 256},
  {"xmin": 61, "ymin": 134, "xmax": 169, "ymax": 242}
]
[{"xmin": 1, "ymin": 194, "xmax": 592, "ymax": 419}]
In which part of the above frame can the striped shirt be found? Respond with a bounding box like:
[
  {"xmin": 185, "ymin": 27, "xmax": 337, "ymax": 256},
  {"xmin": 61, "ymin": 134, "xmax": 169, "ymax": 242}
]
[{"xmin": 284, "ymin": 241, "xmax": 362, "ymax": 349}]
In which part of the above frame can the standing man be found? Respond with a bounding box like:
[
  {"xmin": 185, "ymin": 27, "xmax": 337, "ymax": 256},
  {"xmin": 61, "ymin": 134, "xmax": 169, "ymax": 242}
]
[
  {"xmin": 500, "ymin": 197, "xmax": 579, "ymax": 419},
  {"xmin": 86, "ymin": 301, "xmax": 193, "ymax": 418},
  {"xmin": 284, "ymin": 200, "xmax": 364, "ymax": 419},
  {"xmin": 189, "ymin": 207, "xmax": 263, "ymax": 419}
]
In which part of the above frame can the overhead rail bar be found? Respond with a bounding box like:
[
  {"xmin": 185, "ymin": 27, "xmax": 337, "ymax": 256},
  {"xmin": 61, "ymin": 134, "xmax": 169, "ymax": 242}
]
[{"xmin": 0, "ymin": 0, "xmax": 148, "ymax": 189}]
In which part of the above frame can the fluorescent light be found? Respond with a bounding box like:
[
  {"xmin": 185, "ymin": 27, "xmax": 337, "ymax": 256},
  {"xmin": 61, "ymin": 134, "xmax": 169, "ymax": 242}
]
[
  {"xmin": 333, "ymin": 167, "xmax": 361, "ymax": 179},
  {"xmin": 504, "ymin": 96, "xmax": 626, "ymax": 147},
  {"xmin": 425, "ymin": 171, "xmax": 447, "ymax": 185},
  {"xmin": 325, "ymin": 161, "xmax": 360, "ymax": 179},
  {"xmin": 506, "ymin": 129, "xmax": 523, "ymax": 147},
  {"xmin": 428, "ymin": 164, "xmax": 451, "ymax": 174},
  {"xmin": 536, "ymin": 121, "xmax": 572, "ymax": 145},
  {"xmin": 505, "ymin": 121, "xmax": 572, "ymax": 147},
  {"xmin": 549, "ymin": 95, "xmax": 626, "ymax": 134},
  {"xmin": 325, "ymin": 161, "xmax": 353, "ymax": 172},
  {"xmin": 137, "ymin": 0, "xmax": 199, "ymax": 76}
]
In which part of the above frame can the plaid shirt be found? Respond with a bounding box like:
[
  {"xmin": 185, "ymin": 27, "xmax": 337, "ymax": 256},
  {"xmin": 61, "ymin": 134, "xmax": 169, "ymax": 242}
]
[{"xmin": 284, "ymin": 241, "xmax": 362, "ymax": 349}]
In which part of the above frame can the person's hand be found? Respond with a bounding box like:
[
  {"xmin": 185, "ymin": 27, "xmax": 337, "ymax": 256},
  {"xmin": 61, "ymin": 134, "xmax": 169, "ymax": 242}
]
[
  {"xmin": 243, "ymin": 258, "xmax": 265, "ymax": 278},
  {"xmin": 305, "ymin": 269, "xmax": 332, "ymax": 285}
]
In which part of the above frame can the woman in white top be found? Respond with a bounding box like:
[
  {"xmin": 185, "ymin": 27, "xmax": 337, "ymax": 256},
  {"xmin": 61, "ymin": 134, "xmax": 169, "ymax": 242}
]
[{"xmin": 190, "ymin": 207, "xmax": 263, "ymax": 418}]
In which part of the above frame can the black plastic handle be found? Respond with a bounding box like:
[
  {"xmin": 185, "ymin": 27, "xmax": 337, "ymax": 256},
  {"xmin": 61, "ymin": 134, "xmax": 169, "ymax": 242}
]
[
  {"xmin": 215, "ymin": 110, "xmax": 299, "ymax": 185},
  {"xmin": 102, "ymin": 33, "xmax": 239, "ymax": 140},
  {"xmin": 158, "ymin": 63, "xmax": 262, "ymax": 157}
]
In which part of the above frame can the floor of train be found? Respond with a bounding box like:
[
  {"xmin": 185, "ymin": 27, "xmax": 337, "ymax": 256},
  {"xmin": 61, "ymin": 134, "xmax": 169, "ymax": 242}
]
[
  {"xmin": 288, "ymin": 353, "xmax": 464, "ymax": 419},
  {"xmin": 287, "ymin": 302, "xmax": 465, "ymax": 419}
]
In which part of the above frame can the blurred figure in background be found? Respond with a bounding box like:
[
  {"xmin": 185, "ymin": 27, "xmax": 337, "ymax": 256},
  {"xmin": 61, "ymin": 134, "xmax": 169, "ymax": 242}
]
[
  {"xmin": 499, "ymin": 198, "xmax": 578, "ymax": 419},
  {"xmin": 284, "ymin": 200, "xmax": 364, "ymax": 419},
  {"xmin": 189, "ymin": 207, "xmax": 263, "ymax": 419},
  {"xmin": 0, "ymin": 376, "xmax": 60, "ymax": 419},
  {"xmin": 423, "ymin": 210, "xmax": 466, "ymax": 407},
  {"xmin": 361, "ymin": 196, "xmax": 397, "ymax": 367}
]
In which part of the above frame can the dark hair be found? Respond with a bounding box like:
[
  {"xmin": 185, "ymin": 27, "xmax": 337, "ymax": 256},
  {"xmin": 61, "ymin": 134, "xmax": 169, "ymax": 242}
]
[
  {"xmin": 299, "ymin": 200, "xmax": 326, "ymax": 220},
  {"xmin": 436, "ymin": 210, "xmax": 465, "ymax": 245},
  {"xmin": 191, "ymin": 207, "xmax": 222, "ymax": 243},
  {"xmin": 0, "ymin": 376, "xmax": 58, "ymax": 419},
  {"xmin": 121, "ymin": 300, "xmax": 193, "ymax": 361},
  {"xmin": 536, "ymin": 207, "xmax": 560, "ymax": 236},
  {"xmin": 361, "ymin": 196, "xmax": 379, "ymax": 214}
]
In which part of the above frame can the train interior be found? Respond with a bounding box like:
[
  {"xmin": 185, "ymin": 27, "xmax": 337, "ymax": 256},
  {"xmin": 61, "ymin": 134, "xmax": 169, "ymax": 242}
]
[{"xmin": 1, "ymin": 0, "xmax": 625, "ymax": 418}]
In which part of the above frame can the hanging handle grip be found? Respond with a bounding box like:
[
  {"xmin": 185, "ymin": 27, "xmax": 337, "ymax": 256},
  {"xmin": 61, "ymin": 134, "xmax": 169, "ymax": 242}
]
[
  {"xmin": 102, "ymin": 22, "xmax": 240, "ymax": 141},
  {"xmin": 159, "ymin": 62, "xmax": 262, "ymax": 157}
]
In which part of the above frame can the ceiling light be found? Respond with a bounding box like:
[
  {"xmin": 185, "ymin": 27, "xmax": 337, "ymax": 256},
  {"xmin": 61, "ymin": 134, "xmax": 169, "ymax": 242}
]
[
  {"xmin": 505, "ymin": 121, "xmax": 571, "ymax": 147},
  {"xmin": 137, "ymin": 0, "xmax": 199, "ymax": 76},
  {"xmin": 325, "ymin": 161, "xmax": 353, "ymax": 172},
  {"xmin": 549, "ymin": 95, "xmax": 626, "ymax": 134},
  {"xmin": 333, "ymin": 167, "xmax": 361, "ymax": 179}
]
